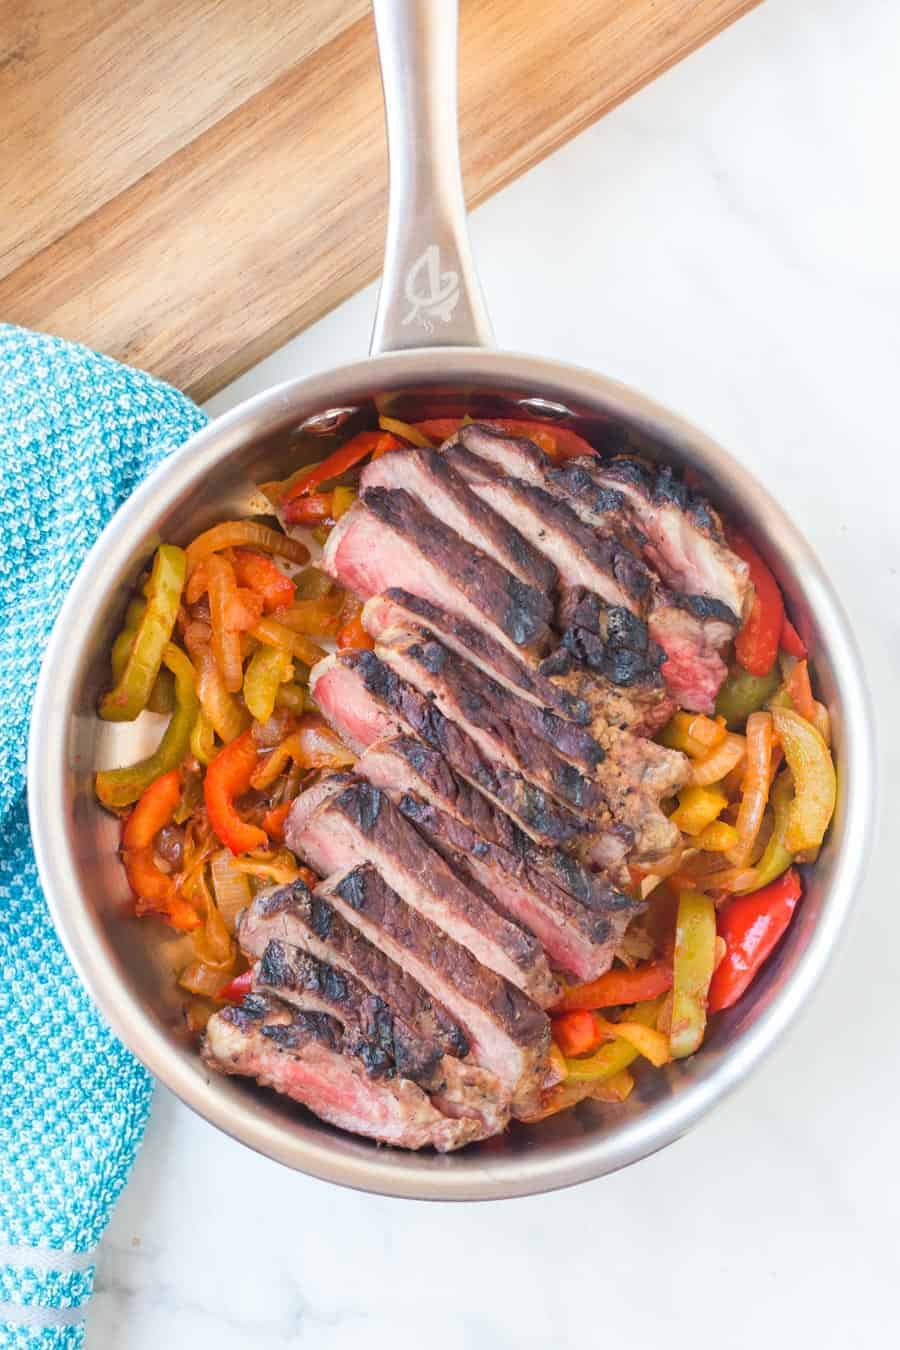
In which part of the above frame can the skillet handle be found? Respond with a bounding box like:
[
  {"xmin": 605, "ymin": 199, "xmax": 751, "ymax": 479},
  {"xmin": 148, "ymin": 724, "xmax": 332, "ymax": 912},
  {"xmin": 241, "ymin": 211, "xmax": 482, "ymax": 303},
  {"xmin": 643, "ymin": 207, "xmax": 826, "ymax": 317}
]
[{"xmin": 369, "ymin": 0, "xmax": 494, "ymax": 355}]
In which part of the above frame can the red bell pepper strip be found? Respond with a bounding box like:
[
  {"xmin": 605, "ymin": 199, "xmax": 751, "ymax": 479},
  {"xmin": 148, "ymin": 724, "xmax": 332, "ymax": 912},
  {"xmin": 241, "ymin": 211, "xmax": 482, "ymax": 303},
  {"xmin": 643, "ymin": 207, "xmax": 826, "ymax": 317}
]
[
  {"xmin": 218, "ymin": 969, "xmax": 255, "ymax": 1002},
  {"xmin": 283, "ymin": 491, "xmax": 334, "ymax": 526},
  {"xmin": 412, "ymin": 418, "xmax": 596, "ymax": 460},
  {"xmin": 554, "ymin": 960, "xmax": 673, "ymax": 1011},
  {"xmin": 122, "ymin": 771, "xmax": 200, "ymax": 932},
  {"xmin": 231, "ymin": 549, "xmax": 295, "ymax": 611},
  {"xmin": 281, "ymin": 432, "xmax": 401, "ymax": 503},
  {"xmin": 204, "ymin": 731, "xmax": 268, "ymax": 855},
  {"xmin": 551, "ymin": 1010, "xmax": 603, "ymax": 1057},
  {"xmin": 261, "ymin": 802, "xmax": 291, "ymax": 842},
  {"xmin": 122, "ymin": 770, "xmax": 182, "ymax": 849},
  {"xmin": 780, "ymin": 615, "xmax": 807, "ymax": 659},
  {"xmin": 707, "ymin": 868, "xmax": 803, "ymax": 1014},
  {"xmin": 729, "ymin": 530, "xmax": 784, "ymax": 677}
]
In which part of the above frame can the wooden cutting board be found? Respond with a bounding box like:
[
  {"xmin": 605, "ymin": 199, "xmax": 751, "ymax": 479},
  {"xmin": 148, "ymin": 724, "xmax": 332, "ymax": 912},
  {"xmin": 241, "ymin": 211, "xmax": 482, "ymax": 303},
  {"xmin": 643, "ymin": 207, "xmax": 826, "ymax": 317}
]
[{"xmin": 0, "ymin": 0, "xmax": 759, "ymax": 401}]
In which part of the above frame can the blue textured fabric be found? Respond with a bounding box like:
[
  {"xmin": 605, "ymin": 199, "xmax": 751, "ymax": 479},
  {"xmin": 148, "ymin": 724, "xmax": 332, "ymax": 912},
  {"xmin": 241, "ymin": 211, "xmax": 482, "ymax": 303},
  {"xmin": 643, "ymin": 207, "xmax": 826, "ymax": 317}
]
[{"xmin": 0, "ymin": 326, "xmax": 207, "ymax": 1345}]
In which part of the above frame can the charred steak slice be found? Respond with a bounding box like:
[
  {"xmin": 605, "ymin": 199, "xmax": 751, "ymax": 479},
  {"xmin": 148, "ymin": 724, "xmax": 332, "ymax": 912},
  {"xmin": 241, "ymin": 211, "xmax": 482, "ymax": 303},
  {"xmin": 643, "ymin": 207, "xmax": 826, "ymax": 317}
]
[
  {"xmin": 443, "ymin": 444, "xmax": 651, "ymax": 613},
  {"xmin": 252, "ymin": 939, "xmax": 507, "ymax": 1133},
  {"xmin": 239, "ymin": 882, "xmax": 468, "ymax": 1060},
  {"xmin": 286, "ymin": 774, "xmax": 560, "ymax": 1007},
  {"xmin": 321, "ymin": 491, "xmax": 552, "ymax": 661},
  {"xmin": 362, "ymin": 589, "xmax": 590, "ymax": 725},
  {"xmin": 646, "ymin": 588, "xmax": 737, "ymax": 714},
  {"xmin": 318, "ymin": 865, "xmax": 550, "ymax": 1116},
  {"xmin": 396, "ymin": 790, "xmax": 640, "ymax": 983},
  {"xmin": 580, "ymin": 455, "xmax": 751, "ymax": 619},
  {"xmin": 309, "ymin": 650, "xmax": 589, "ymax": 847},
  {"xmin": 361, "ymin": 447, "xmax": 557, "ymax": 593},
  {"xmin": 253, "ymin": 939, "xmax": 441, "ymax": 1086},
  {"xmin": 373, "ymin": 631, "xmax": 604, "ymax": 816},
  {"xmin": 203, "ymin": 994, "xmax": 484, "ymax": 1152}
]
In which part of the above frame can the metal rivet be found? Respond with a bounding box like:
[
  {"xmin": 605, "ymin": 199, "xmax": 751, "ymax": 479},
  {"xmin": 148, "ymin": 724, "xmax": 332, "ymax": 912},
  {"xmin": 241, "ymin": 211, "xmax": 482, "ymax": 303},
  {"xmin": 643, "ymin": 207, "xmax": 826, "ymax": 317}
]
[
  {"xmin": 514, "ymin": 397, "xmax": 574, "ymax": 420},
  {"xmin": 297, "ymin": 407, "xmax": 360, "ymax": 436}
]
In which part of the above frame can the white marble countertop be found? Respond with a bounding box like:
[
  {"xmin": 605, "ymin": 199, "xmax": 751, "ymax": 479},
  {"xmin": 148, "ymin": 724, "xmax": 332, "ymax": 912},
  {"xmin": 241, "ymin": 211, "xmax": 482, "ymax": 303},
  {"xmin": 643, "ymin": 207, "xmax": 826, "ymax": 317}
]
[{"xmin": 88, "ymin": 0, "xmax": 900, "ymax": 1343}]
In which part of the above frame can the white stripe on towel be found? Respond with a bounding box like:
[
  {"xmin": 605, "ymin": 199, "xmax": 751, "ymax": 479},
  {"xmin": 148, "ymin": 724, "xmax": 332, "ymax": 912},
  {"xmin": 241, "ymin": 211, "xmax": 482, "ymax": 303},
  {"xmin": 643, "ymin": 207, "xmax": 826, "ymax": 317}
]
[
  {"xmin": 0, "ymin": 1301, "xmax": 86, "ymax": 1328},
  {"xmin": 0, "ymin": 1243, "xmax": 95, "ymax": 1274}
]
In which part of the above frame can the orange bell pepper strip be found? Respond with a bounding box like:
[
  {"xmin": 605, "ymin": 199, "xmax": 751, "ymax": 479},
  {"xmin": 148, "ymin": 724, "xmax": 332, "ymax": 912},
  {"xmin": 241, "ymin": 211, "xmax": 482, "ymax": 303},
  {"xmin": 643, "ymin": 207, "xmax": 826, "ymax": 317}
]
[
  {"xmin": 283, "ymin": 491, "xmax": 334, "ymax": 527},
  {"xmin": 122, "ymin": 771, "xmax": 200, "ymax": 932},
  {"xmin": 281, "ymin": 431, "xmax": 402, "ymax": 503},
  {"xmin": 262, "ymin": 802, "xmax": 292, "ymax": 842},
  {"xmin": 204, "ymin": 731, "xmax": 268, "ymax": 855},
  {"xmin": 231, "ymin": 549, "xmax": 295, "ymax": 612},
  {"xmin": 554, "ymin": 960, "xmax": 673, "ymax": 1011},
  {"xmin": 780, "ymin": 615, "xmax": 807, "ymax": 659},
  {"xmin": 551, "ymin": 1010, "xmax": 602, "ymax": 1057},
  {"xmin": 785, "ymin": 659, "xmax": 816, "ymax": 721},
  {"xmin": 729, "ymin": 530, "xmax": 785, "ymax": 677},
  {"xmin": 337, "ymin": 612, "xmax": 375, "ymax": 651}
]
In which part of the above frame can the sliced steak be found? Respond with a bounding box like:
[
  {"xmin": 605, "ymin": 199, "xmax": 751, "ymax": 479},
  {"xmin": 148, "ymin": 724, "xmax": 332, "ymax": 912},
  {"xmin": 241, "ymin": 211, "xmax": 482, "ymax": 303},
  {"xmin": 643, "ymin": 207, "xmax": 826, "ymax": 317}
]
[
  {"xmin": 321, "ymin": 491, "xmax": 552, "ymax": 661},
  {"xmin": 444, "ymin": 444, "xmax": 652, "ymax": 612},
  {"xmin": 203, "ymin": 994, "xmax": 484, "ymax": 1152},
  {"xmin": 646, "ymin": 590, "xmax": 736, "ymax": 714},
  {"xmin": 252, "ymin": 938, "xmax": 507, "ymax": 1132},
  {"xmin": 318, "ymin": 865, "xmax": 549, "ymax": 1115},
  {"xmin": 373, "ymin": 630, "xmax": 604, "ymax": 816},
  {"xmin": 286, "ymin": 775, "xmax": 560, "ymax": 1007},
  {"xmin": 309, "ymin": 650, "xmax": 589, "ymax": 847},
  {"xmin": 239, "ymin": 882, "xmax": 468, "ymax": 1058},
  {"xmin": 362, "ymin": 589, "xmax": 590, "ymax": 725},
  {"xmin": 582, "ymin": 456, "xmax": 751, "ymax": 619},
  {"xmin": 361, "ymin": 447, "xmax": 557, "ymax": 593},
  {"xmin": 396, "ymin": 790, "xmax": 640, "ymax": 981}
]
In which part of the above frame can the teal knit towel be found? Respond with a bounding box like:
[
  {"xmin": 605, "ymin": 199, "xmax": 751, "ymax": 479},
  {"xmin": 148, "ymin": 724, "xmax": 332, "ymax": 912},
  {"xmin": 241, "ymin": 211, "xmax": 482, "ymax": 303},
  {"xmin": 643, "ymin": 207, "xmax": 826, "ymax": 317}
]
[{"xmin": 0, "ymin": 326, "xmax": 207, "ymax": 1346}]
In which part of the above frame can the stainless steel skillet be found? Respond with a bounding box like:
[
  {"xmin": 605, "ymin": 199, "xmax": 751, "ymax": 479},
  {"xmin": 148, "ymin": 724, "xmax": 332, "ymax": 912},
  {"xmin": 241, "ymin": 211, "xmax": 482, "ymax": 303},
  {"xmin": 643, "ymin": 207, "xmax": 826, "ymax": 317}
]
[{"xmin": 28, "ymin": 0, "xmax": 874, "ymax": 1200}]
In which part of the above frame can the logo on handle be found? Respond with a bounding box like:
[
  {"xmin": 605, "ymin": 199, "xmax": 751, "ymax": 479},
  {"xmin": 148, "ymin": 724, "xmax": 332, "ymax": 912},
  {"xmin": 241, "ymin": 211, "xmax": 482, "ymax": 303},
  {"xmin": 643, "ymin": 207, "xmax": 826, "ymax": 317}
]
[{"xmin": 403, "ymin": 244, "xmax": 460, "ymax": 332}]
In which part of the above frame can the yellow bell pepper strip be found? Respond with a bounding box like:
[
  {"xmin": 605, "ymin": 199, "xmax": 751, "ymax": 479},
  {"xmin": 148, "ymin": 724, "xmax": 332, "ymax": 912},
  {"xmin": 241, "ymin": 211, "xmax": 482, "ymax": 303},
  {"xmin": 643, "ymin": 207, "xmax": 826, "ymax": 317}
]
[
  {"xmin": 690, "ymin": 733, "xmax": 745, "ymax": 786},
  {"xmin": 331, "ymin": 485, "xmax": 358, "ymax": 519},
  {"xmin": 659, "ymin": 711, "xmax": 717, "ymax": 758},
  {"xmin": 693, "ymin": 820, "xmax": 740, "ymax": 852},
  {"xmin": 727, "ymin": 711, "xmax": 773, "ymax": 866},
  {"xmin": 670, "ymin": 889, "xmax": 717, "ymax": 1058},
  {"xmin": 189, "ymin": 708, "xmax": 216, "ymax": 766},
  {"xmin": 95, "ymin": 643, "xmax": 200, "ymax": 809},
  {"xmin": 593, "ymin": 1015, "xmax": 671, "ymax": 1067},
  {"xmin": 553, "ymin": 960, "xmax": 673, "ymax": 1011},
  {"xmin": 121, "ymin": 771, "xmax": 200, "ymax": 932},
  {"xmin": 274, "ymin": 682, "xmax": 308, "ymax": 713},
  {"xmin": 204, "ymin": 730, "xmax": 268, "ymax": 855},
  {"xmin": 563, "ymin": 998, "xmax": 663, "ymax": 1080},
  {"xmin": 185, "ymin": 521, "xmax": 308, "ymax": 572},
  {"xmin": 99, "ymin": 545, "xmax": 187, "ymax": 721},
  {"xmin": 377, "ymin": 415, "xmax": 434, "ymax": 447},
  {"xmin": 670, "ymin": 784, "xmax": 729, "ymax": 836},
  {"xmin": 771, "ymin": 706, "xmax": 837, "ymax": 852},
  {"xmin": 707, "ymin": 868, "xmax": 802, "ymax": 1013},
  {"xmin": 270, "ymin": 597, "xmax": 343, "ymax": 636},
  {"xmin": 244, "ymin": 643, "xmax": 292, "ymax": 723},
  {"xmin": 714, "ymin": 662, "xmax": 781, "ymax": 730},
  {"xmin": 738, "ymin": 768, "xmax": 794, "ymax": 892}
]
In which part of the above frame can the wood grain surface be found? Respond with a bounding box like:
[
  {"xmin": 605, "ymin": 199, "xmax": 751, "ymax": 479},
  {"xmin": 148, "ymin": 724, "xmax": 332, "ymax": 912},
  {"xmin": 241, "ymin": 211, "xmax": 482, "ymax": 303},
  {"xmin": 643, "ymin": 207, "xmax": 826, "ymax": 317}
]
[{"xmin": 0, "ymin": 0, "xmax": 759, "ymax": 400}]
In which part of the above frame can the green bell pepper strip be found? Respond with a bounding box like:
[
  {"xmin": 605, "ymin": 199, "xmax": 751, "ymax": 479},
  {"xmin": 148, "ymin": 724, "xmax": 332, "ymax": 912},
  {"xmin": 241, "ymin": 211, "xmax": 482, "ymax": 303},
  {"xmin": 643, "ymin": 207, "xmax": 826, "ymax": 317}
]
[
  {"xmin": 95, "ymin": 643, "xmax": 199, "ymax": 808},
  {"xmin": 110, "ymin": 596, "xmax": 175, "ymax": 714},
  {"xmin": 715, "ymin": 662, "xmax": 781, "ymax": 730},
  {"xmin": 670, "ymin": 890, "xmax": 717, "ymax": 1059},
  {"xmin": 189, "ymin": 708, "xmax": 217, "ymax": 766},
  {"xmin": 244, "ymin": 643, "xmax": 291, "ymax": 723},
  {"xmin": 99, "ymin": 545, "xmax": 187, "ymax": 721}
]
